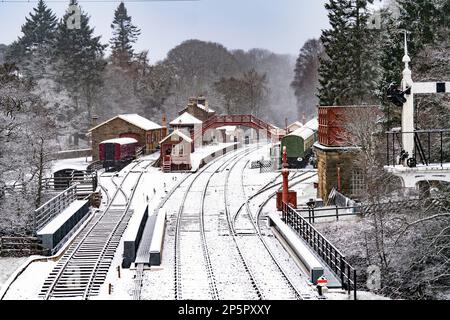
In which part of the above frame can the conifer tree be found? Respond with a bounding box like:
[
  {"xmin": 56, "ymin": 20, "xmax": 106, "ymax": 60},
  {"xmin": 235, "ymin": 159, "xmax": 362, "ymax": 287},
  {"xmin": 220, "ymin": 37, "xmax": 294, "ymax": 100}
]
[
  {"xmin": 110, "ymin": 2, "xmax": 141, "ymax": 65},
  {"xmin": 54, "ymin": 0, "xmax": 106, "ymax": 137},
  {"xmin": 378, "ymin": 0, "xmax": 447, "ymax": 129},
  {"xmin": 5, "ymin": 0, "xmax": 58, "ymax": 78},
  {"xmin": 318, "ymin": 0, "xmax": 379, "ymax": 106}
]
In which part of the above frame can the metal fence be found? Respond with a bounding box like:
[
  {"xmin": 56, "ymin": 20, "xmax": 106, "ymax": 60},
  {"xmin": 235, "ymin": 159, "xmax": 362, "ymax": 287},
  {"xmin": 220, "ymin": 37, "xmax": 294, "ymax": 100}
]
[
  {"xmin": 33, "ymin": 184, "xmax": 78, "ymax": 233},
  {"xmin": 1, "ymin": 172, "xmax": 97, "ymax": 197},
  {"xmin": 297, "ymin": 205, "xmax": 362, "ymax": 223},
  {"xmin": 386, "ymin": 129, "xmax": 450, "ymax": 167},
  {"xmin": 282, "ymin": 202, "xmax": 357, "ymax": 299}
]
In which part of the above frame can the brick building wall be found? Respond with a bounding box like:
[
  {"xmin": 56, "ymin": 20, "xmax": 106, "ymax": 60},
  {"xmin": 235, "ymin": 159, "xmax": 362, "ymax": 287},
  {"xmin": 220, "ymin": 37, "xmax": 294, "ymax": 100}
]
[{"xmin": 90, "ymin": 118, "xmax": 147, "ymax": 161}]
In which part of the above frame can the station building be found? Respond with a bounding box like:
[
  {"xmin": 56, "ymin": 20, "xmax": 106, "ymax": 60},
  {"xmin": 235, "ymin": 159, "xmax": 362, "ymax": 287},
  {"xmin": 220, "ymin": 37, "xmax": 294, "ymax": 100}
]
[
  {"xmin": 178, "ymin": 96, "xmax": 216, "ymax": 122},
  {"xmin": 89, "ymin": 114, "xmax": 167, "ymax": 161},
  {"xmin": 314, "ymin": 106, "xmax": 379, "ymax": 202}
]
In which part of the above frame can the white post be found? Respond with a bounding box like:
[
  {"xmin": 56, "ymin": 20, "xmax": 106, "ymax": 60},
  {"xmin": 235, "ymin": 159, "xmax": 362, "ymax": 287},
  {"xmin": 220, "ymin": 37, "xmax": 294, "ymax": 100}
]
[{"xmin": 401, "ymin": 33, "xmax": 414, "ymax": 162}]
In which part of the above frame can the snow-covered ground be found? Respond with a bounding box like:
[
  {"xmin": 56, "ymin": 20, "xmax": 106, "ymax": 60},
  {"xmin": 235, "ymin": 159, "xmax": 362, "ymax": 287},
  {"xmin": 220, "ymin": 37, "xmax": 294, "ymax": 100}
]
[
  {"xmin": 0, "ymin": 258, "xmax": 26, "ymax": 288},
  {"xmin": 2, "ymin": 260, "xmax": 56, "ymax": 300},
  {"xmin": 190, "ymin": 142, "xmax": 239, "ymax": 171},
  {"xmin": 137, "ymin": 144, "xmax": 322, "ymax": 300},
  {"xmin": 1, "ymin": 142, "xmax": 388, "ymax": 300}
]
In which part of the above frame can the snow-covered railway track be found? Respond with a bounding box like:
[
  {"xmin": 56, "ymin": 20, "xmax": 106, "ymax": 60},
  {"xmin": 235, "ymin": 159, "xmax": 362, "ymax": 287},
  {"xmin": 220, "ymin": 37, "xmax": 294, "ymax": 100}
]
[
  {"xmin": 174, "ymin": 147, "xmax": 258, "ymax": 300},
  {"xmin": 227, "ymin": 157, "xmax": 317, "ymax": 300},
  {"xmin": 221, "ymin": 150, "xmax": 268, "ymax": 300},
  {"xmin": 39, "ymin": 160, "xmax": 153, "ymax": 300}
]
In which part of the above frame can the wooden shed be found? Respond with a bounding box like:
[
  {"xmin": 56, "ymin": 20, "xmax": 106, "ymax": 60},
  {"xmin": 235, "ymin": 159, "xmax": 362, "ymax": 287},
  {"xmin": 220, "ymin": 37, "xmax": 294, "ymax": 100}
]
[
  {"xmin": 89, "ymin": 114, "xmax": 167, "ymax": 161},
  {"xmin": 160, "ymin": 130, "xmax": 193, "ymax": 172}
]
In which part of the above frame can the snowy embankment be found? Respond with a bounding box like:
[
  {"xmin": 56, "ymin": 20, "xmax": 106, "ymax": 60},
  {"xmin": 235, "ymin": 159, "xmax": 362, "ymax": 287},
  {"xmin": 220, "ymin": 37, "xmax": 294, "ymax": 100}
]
[{"xmin": 0, "ymin": 258, "xmax": 26, "ymax": 289}]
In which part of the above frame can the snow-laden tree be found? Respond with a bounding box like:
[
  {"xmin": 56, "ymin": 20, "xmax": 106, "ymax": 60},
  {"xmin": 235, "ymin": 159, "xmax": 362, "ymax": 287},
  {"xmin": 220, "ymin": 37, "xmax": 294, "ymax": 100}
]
[
  {"xmin": 291, "ymin": 39, "xmax": 324, "ymax": 119},
  {"xmin": 0, "ymin": 44, "xmax": 9, "ymax": 65},
  {"xmin": 214, "ymin": 76, "xmax": 243, "ymax": 114},
  {"xmin": 240, "ymin": 69, "xmax": 269, "ymax": 118},
  {"xmin": 0, "ymin": 64, "xmax": 57, "ymax": 235},
  {"xmin": 5, "ymin": 0, "xmax": 58, "ymax": 79},
  {"xmin": 161, "ymin": 40, "xmax": 240, "ymax": 115},
  {"xmin": 318, "ymin": 0, "xmax": 380, "ymax": 106},
  {"xmin": 110, "ymin": 2, "xmax": 141, "ymax": 66},
  {"xmin": 53, "ymin": 1, "xmax": 107, "ymax": 143}
]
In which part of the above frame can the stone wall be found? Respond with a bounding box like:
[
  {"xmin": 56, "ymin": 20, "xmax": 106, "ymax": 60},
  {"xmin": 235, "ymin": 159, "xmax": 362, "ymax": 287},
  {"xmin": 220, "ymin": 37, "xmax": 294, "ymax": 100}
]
[{"xmin": 315, "ymin": 146, "xmax": 357, "ymax": 202}]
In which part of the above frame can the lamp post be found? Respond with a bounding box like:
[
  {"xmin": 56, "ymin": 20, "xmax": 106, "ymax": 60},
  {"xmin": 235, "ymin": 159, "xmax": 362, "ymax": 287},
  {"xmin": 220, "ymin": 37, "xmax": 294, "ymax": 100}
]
[{"xmin": 282, "ymin": 146, "xmax": 289, "ymax": 205}]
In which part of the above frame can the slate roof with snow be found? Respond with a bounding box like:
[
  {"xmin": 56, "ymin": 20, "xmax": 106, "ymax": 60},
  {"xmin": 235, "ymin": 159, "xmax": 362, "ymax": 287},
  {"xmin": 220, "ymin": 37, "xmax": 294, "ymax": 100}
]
[
  {"xmin": 100, "ymin": 138, "xmax": 138, "ymax": 145},
  {"xmin": 159, "ymin": 130, "xmax": 193, "ymax": 144},
  {"xmin": 170, "ymin": 112, "xmax": 203, "ymax": 126},
  {"xmin": 197, "ymin": 104, "xmax": 215, "ymax": 113},
  {"xmin": 89, "ymin": 114, "xmax": 163, "ymax": 132},
  {"xmin": 288, "ymin": 121, "xmax": 303, "ymax": 129},
  {"xmin": 302, "ymin": 118, "xmax": 319, "ymax": 131},
  {"xmin": 289, "ymin": 118, "xmax": 318, "ymax": 140}
]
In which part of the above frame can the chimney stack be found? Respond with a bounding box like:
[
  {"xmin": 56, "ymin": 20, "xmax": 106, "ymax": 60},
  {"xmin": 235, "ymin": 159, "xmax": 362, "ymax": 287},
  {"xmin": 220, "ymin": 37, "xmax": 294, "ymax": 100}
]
[
  {"xmin": 162, "ymin": 113, "xmax": 167, "ymax": 128},
  {"xmin": 91, "ymin": 115, "xmax": 99, "ymax": 127}
]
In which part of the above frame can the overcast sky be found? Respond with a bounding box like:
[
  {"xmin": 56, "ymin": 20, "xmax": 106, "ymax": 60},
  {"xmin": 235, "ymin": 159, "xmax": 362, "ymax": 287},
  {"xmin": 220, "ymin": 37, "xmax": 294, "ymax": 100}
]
[{"xmin": 0, "ymin": 0, "xmax": 332, "ymax": 63}]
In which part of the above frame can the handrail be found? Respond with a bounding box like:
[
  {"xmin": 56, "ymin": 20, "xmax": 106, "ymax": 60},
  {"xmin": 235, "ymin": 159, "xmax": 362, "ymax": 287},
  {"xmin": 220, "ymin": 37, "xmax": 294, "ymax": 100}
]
[{"xmin": 282, "ymin": 202, "xmax": 357, "ymax": 300}]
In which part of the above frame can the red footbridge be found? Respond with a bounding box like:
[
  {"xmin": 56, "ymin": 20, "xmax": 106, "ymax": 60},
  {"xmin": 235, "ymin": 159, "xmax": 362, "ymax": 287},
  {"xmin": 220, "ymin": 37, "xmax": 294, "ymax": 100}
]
[{"xmin": 202, "ymin": 114, "xmax": 278, "ymax": 138}]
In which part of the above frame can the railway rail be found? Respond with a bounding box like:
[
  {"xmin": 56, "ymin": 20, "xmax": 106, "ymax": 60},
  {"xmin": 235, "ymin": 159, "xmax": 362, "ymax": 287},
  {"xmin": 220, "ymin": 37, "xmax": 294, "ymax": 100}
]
[
  {"xmin": 39, "ymin": 160, "xmax": 153, "ymax": 299},
  {"xmin": 240, "ymin": 161, "xmax": 317, "ymax": 299},
  {"xmin": 174, "ymin": 146, "xmax": 259, "ymax": 300}
]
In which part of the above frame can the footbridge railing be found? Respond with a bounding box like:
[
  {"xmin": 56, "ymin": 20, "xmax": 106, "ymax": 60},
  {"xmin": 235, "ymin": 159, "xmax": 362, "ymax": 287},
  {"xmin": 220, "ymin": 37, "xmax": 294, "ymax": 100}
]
[{"xmin": 202, "ymin": 114, "xmax": 277, "ymax": 136}]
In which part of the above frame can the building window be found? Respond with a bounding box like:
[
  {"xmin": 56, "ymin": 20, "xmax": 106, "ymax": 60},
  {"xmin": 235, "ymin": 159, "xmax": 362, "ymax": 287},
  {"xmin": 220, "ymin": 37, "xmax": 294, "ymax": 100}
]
[
  {"xmin": 351, "ymin": 169, "xmax": 365, "ymax": 195},
  {"xmin": 178, "ymin": 144, "xmax": 184, "ymax": 156}
]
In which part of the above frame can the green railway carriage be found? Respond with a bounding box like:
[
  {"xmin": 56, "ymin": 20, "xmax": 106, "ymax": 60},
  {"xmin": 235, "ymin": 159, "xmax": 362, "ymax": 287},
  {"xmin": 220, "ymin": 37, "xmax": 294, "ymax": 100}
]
[{"xmin": 280, "ymin": 118, "xmax": 318, "ymax": 168}]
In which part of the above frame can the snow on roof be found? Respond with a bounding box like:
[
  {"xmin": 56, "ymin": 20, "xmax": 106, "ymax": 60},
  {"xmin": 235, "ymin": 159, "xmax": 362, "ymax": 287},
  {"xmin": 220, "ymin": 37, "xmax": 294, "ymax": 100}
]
[
  {"xmin": 289, "ymin": 118, "xmax": 318, "ymax": 140},
  {"xmin": 170, "ymin": 112, "xmax": 203, "ymax": 125},
  {"xmin": 118, "ymin": 114, "xmax": 162, "ymax": 131},
  {"xmin": 216, "ymin": 125, "xmax": 237, "ymax": 132},
  {"xmin": 197, "ymin": 104, "xmax": 215, "ymax": 113},
  {"xmin": 290, "ymin": 127, "xmax": 315, "ymax": 140},
  {"xmin": 100, "ymin": 137, "xmax": 138, "ymax": 145},
  {"xmin": 89, "ymin": 114, "xmax": 162, "ymax": 132},
  {"xmin": 288, "ymin": 121, "xmax": 303, "ymax": 129},
  {"xmin": 159, "ymin": 130, "xmax": 193, "ymax": 144},
  {"xmin": 303, "ymin": 118, "xmax": 319, "ymax": 131}
]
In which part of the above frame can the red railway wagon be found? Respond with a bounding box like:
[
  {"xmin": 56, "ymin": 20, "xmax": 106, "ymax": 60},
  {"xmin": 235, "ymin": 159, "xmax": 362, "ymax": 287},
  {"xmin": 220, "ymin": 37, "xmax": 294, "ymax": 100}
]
[{"xmin": 99, "ymin": 137, "xmax": 138, "ymax": 171}]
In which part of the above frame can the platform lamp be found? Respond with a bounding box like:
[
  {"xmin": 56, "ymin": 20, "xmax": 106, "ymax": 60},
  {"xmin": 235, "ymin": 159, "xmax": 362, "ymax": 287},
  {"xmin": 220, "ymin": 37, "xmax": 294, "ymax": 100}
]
[{"xmin": 282, "ymin": 146, "xmax": 289, "ymax": 206}]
